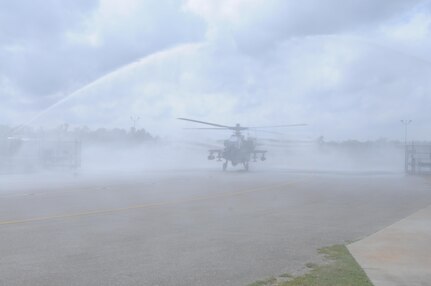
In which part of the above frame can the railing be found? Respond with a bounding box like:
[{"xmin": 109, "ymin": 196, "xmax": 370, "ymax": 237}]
[{"xmin": 405, "ymin": 142, "xmax": 431, "ymax": 174}]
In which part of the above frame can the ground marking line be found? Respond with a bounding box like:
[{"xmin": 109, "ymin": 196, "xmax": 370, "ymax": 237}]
[
  {"xmin": 0, "ymin": 182, "xmax": 294, "ymax": 226},
  {"xmin": 0, "ymin": 182, "xmax": 157, "ymax": 198}
]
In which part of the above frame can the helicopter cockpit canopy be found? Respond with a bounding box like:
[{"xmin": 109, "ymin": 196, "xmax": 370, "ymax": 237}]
[
  {"xmin": 225, "ymin": 135, "xmax": 241, "ymax": 148},
  {"xmin": 228, "ymin": 135, "xmax": 239, "ymax": 142}
]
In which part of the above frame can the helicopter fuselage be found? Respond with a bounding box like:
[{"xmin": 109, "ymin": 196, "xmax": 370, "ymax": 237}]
[
  {"xmin": 208, "ymin": 134, "xmax": 266, "ymax": 171},
  {"xmin": 177, "ymin": 117, "xmax": 304, "ymax": 171}
]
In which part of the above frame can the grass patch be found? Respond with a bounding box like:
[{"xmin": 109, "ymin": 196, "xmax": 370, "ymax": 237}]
[
  {"xmin": 248, "ymin": 277, "xmax": 277, "ymax": 286},
  {"xmin": 249, "ymin": 245, "xmax": 373, "ymax": 286},
  {"xmin": 305, "ymin": 262, "xmax": 318, "ymax": 269},
  {"xmin": 279, "ymin": 273, "xmax": 293, "ymax": 278},
  {"xmin": 280, "ymin": 245, "xmax": 372, "ymax": 286}
]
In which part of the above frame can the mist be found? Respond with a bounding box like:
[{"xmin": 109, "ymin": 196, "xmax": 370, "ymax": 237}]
[
  {"xmin": 1, "ymin": 1, "xmax": 431, "ymax": 286},
  {"xmin": 0, "ymin": 123, "xmax": 406, "ymax": 179},
  {"xmin": 2, "ymin": 0, "xmax": 431, "ymax": 140}
]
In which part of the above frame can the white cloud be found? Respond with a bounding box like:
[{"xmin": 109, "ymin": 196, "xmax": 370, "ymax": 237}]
[
  {"xmin": 0, "ymin": 0, "xmax": 205, "ymax": 105},
  {"xmin": 1, "ymin": 0, "xmax": 431, "ymax": 141},
  {"xmin": 28, "ymin": 32, "xmax": 431, "ymax": 140},
  {"xmin": 186, "ymin": 0, "xmax": 423, "ymax": 53},
  {"xmin": 385, "ymin": 12, "xmax": 431, "ymax": 42}
]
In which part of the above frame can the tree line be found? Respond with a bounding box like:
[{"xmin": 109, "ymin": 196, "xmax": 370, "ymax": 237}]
[{"xmin": 0, "ymin": 124, "xmax": 157, "ymax": 145}]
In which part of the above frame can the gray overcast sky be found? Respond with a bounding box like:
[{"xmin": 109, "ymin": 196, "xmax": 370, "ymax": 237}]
[{"xmin": 1, "ymin": 0, "xmax": 431, "ymax": 140}]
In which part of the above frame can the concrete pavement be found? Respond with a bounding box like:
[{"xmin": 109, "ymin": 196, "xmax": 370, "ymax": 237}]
[
  {"xmin": 1, "ymin": 170, "xmax": 431, "ymax": 286},
  {"xmin": 348, "ymin": 203, "xmax": 431, "ymax": 286}
]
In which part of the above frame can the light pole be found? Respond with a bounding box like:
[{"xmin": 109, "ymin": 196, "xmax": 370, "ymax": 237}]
[
  {"xmin": 400, "ymin": 120, "xmax": 412, "ymax": 146},
  {"xmin": 130, "ymin": 116, "xmax": 140, "ymax": 131}
]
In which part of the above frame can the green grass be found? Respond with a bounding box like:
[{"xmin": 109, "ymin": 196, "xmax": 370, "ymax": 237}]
[
  {"xmin": 305, "ymin": 262, "xmax": 318, "ymax": 269},
  {"xmin": 249, "ymin": 245, "xmax": 373, "ymax": 286},
  {"xmin": 248, "ymin": 277, "xmax": 277, "ymax": 286},
  {"xmin": 279, "ymin": 273, "xmax": 294, "ymax": 278}
]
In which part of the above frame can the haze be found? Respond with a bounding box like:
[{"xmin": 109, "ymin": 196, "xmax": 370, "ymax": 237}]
[
  {"xmin": 1, "ymin": 2, "xmax": 431, "ymax": 286},
  {"xmin": 1, "ymin": 0, "xmax": 431, "ymax": 140}
]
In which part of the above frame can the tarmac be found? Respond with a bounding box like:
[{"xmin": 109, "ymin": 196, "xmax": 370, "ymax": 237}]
[
  {"xmin": 1, "ymin": 169, "xmax": 431, "ymax": 286},
  {"xmin": 348, "ymin": 202, "xmax": 431, "ymax": 286}
]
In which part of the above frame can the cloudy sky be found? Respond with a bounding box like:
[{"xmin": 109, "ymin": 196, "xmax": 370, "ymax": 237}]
[{"xmin": 1, "ymin": 0, "xmax": 431, "ymax": 140}]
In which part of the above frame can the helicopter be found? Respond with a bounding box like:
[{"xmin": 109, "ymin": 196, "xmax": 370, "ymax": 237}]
[{"xmin": 178, "ymin": 118, "xmax": 306, "ymax": 171}]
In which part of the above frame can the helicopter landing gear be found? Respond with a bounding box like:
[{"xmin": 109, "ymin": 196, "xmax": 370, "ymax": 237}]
[{"xmin": 222, "ymin": 161, "xmax": 228, "ymax": 171}]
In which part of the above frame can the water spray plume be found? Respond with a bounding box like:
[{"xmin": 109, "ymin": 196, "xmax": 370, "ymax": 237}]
[{"xmin": 14, "ymin": 43, "xmax": 201, "ymax": 132}]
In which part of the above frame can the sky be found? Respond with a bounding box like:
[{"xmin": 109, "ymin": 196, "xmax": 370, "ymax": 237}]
[{"xmin": 1, "ymin": 0, "xmax": 431, "ymax": 140}]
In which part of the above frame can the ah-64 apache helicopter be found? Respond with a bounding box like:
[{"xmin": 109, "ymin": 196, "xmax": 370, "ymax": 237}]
[{"xmin": 178, "ymin": 118, "xmax": 306, "ymax": 171}]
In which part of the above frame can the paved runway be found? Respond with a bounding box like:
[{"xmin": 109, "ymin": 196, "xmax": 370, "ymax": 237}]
[{"xmin": 1, "ymin": 170, "xmax": 430, "ymax": 286}]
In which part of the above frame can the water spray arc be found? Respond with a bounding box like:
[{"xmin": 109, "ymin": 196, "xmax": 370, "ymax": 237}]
[{"xmin": 14, "ymin": 44, "xmax": 201, "ymax": 131}]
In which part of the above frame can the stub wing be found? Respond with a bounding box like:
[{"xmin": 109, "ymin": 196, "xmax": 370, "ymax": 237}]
[
  {"xmin": 208, "ymin": 149, "xmax": 223, "ymax": 160},
  {"xmin": 252, "ymin": 150, "xmax": 267, "ymax": 161}
]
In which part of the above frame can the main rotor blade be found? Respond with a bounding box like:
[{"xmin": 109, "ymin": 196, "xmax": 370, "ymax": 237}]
[
  {"xmin": 260, "ymin": 138, "xmax": 315, "ymax": 143},
  {"xmin": 250, "ymin": 129, "xmax": 284, "ymax": 135},
  {"xmin": 248, "ymin": 124, "xmax": 307, "ymax": 129},
  {"xmin": 177, "ymin": 140, "xmax": 221, "ymax": 149},
  {"xmin": 183, "ymin": 128, "xmax": 229, "ymax": 130},
  {"xmin": 177, "ymin": 118, "xmax": 231, "ymax": 128}
]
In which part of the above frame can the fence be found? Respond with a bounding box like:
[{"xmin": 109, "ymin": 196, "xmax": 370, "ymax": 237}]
[
  {"xmin": 0, "ymin": 138, "xmax": 81, "ymax": 174},
  {"xmin": 405, "ymin": 142, "xmax": 431, "ymax": 174}
]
